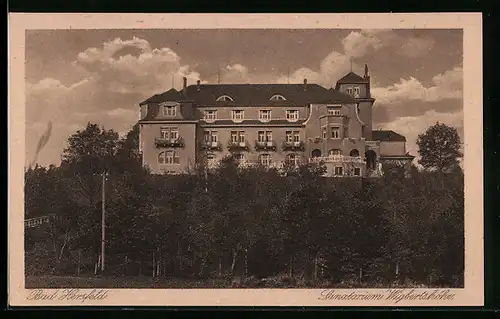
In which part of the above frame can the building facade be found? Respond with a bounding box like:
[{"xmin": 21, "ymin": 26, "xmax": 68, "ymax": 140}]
[{"xmin": 138, "ymin": 65, "xmax": 414, "ymax": 177}]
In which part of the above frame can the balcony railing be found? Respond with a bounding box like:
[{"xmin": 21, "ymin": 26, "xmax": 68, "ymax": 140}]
[
  {"xmin": 282, "ymin": 140, "xmax": 305, "ymax": 151},
  {"xmin": 227, "ymin": 140, "xmax": 250, "ymax": 151},
  {"xmin": 255, "ymin": 140, "xmax": 277, "ymax": 151},
  {"xmin": 155, "ymin": 137, "xmax": 185, "ymax": 148},
  {"xmin": 309, "ymin": 155, "xmax": 365, "ymax": 164},
  {"xmin": 201, "ymin": 141, "xmax": 223, "ymax": 151}
]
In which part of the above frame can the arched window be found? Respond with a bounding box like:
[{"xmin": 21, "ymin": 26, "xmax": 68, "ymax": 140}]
[
  {"xmin": 158, "ymin": 151, "xmax": 180, "ymax": 164},
  {"xmin": 311, "ymin": 149, "xmax": 322, "ymax": 158},
  {"xmin": 269, "ymin": 94, "xmax": 287, "ymax": 101},
  {"xmin": 259, "ymin": 154, "xmax": 272, "ymax": 166},
  {"xmin": 216, "ymin": 95, "xmax": 234, "ymax": 102},
  {"xmin": 285, "ymin": 153, "xmax": 300, "ymax": 166},
  {"xmin": 328, "ymin": 149, "xmax": 342, "ymax": 157},
  {"xmin": 350, "ymin": 149, "xmax": 360, "ymax": 157}
]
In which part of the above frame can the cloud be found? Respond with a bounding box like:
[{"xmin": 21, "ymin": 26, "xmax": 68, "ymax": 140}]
[
  {"xmin": 380, "ymin": 109, "xmax": 464, "ymax": 163},
  {"xmin": 25, "ymin": 75, "xmax": 143, "ymax": 167},
  {"xmin": 342, "ymin": 29, "xmax": 435, "ymax": 59},
  {"xmin": 74, "ymin": 36, "xmax": 201, "ymax": 95},
  {"xmin": 371, "ymin": 66, "xmax": 462, "ymax": 105},
  {"xmin": 342, "ymin": 30, "xmax": 384, "ymax": 58}
]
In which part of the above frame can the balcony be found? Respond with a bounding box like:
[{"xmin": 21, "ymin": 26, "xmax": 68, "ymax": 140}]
[
  {"xmin": 201, "ymin": 141, "xmax": 223, "ymax": 151},
  {"xmin": 309, "ymin": 155, "xmax": 365, "ymax": 164},
  {"xmin": 227, "ymin": 140, "xmax": 250, "ymax": 151},
  {"xmin": 255, "ymin": 140, "xmax": 277, "ymax": 151},
  {"xmin": 282, "ymin": 140, "xmax": 305, "ymax": 151},
  {"xmin": 155, "ymin": 137, "xmax": 185, "ymax": 148}
]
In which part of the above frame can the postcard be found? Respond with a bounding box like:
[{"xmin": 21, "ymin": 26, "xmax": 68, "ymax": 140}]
[{"xmin": 8, "ymin": 13, "xmax": 483, "ymax": 307}]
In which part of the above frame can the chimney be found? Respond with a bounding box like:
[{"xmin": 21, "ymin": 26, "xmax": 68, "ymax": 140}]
[
  {"xmin": 196, "ymin": 79, "xmax": 201, "ymax": 91},
  {"xmin": 182, "ymin": 77, "xmax": 187, "ymax": 97},
  {"xmin": 364, "ymin": 64, "xmax": 369, "ymax": 79},
  {"xmin": 303, "ymin": 78, "xmax": 307, "ymax": 91}
]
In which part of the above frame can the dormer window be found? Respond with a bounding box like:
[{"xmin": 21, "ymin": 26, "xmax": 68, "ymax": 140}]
[
  {"xmin": 160, "ymin": 103, "xmax": 177, "ymax": 117},
  {"xmin": 286, "ymin": 110, "xmax": 299, "ymax": 122},
  {"xmin": 231, "ymin": 110, "xmax": 244, "ymax": 122},
  {"xmin": 269, "ymin": 94, "xmax": 287, "ymax": 101},
  {"xmin": 354, "ymin": 86, "xmax": 360, "ymax": 97},
  {"xmin": 216, "ymin": 95, "xmax": 234, "ymax": 102},
  {"xmin": 327, "ymin": 105, "xmax": 341, "ymax": 116},
  {"xmin": 259, "ymin": 110, "xmax": 271, "ymax": 122},
  {"xmin": 204, "ymin": 110, "xmax": 217, "ymax": 122}
]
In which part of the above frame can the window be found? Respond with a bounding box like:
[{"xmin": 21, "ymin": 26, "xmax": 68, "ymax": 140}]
[
  {"xmin": 334, "ymin": 167, "xmax": 343, "ymax": 176},
  {"xmin": 286, "ymin": 153, "xmax": 300, "ymax": 166},
  {"xmin": 259, "ymin": 110, "xmax": 271, "ymax": 122},
  {"xmin": 330, "ymin": 127, "xmax": 340, "ymax": 139},
  {"xmin": 204, "ymin": 110, "xmax": 217, "ymax": 122},
  {"xmin": 328, "ymin": 149, "xmax": 342, "ymax": 157},
  {"xmin": 161, "ymin": 128, "xmax": 169, "ymax": 139},
  {"xmin": 216, "ymin": 95, "xmax": 234, "ymax": 102},
  {"xmin": 286, "ymin": 110, "xmax": 299, "ymax": 122},
  {"xmin": 232, "ymin": 110, "xmax": 244, "ymax": 122},
  {"xmin": 286, "ymin": 130, "xmax": 300, "ymax": 143},
  {"xmin": 328, "ymin": 107, "xmax": 341, "ymax": 116},
  {"xmin": 322, "ymin": 128, "xmax": 327, "ymax": 139},
  {"xmin": 346, "ymin": 87, "xmax": 353, "ymax": 96},
  {"xmin": 161, "ymin": 105, "xmax": 177, "ymax": 117},
  {"xmin": 204, "ymin": 131, "xmax": 218, "ymax": 144},
  {"xmin": 350, "ymin": 149, "xmax": 360, "ymax": 157},
  {"xmin": 210, "ymin": 131, "xmax": 218, "ymax": 143},
  {"xmin": 238, "ymin": 131, "xmax": 245, "ymax": 143},
  {"xmin": 270, "ymin": 94, "xmax": 287, "ymax": 101},
  {"xmin": 353, "ymin": 167, "xmax": 361, "ymax": 176},
  {"xmin": 160, "ymin": 127, "xmax": 178, "ymax": 140},
  {"xmin": 258, "ymin": 131, "xmax": 272, "ymax": 143},
  {"xmin": 259, "ymin": 154, "xmax": 272, "ymax": 166},
  {"xmin": 353, "ymin": 86, "xmax": 360, "ymax": 97},
  {"xmin": 170, "ymin": 128, "xmax": 179, "ymax": 140},
  {"xmin": 231, "ymin": 131, "xmax": 239, "ymax": 143},
  {"xmin": 266, "ymin": 131, "xmax": 272, "ymax": 142},
  {"xmin": 286, "ymin": 110, "xmax": 299, "ymax": 121},
  {"xmin": 158, "ymin": 151, "xmax": 179, "ymax": 165}
]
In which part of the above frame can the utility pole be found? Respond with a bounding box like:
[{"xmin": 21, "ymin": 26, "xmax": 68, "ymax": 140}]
[{"xmin": 101, "ymin": 171, "xmax": 106, "ymax": 273}]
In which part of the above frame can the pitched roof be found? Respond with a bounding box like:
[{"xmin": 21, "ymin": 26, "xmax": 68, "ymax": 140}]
[
  {"xmin": 336, "ymin": 72, "xmax": 369, "ymax": 84},
  {"xmin": 140, "ymin": 83, "xmax": 355, "ymax": 106},
  {"xmin": 140, "ymin": 88, "xmax": 183, "ymax": 105},
  {"xmin": 372, "ymin": 130, "xmax": 406, "ymax": 142}
]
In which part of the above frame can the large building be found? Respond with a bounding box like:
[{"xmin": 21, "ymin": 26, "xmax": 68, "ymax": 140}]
[{"xmin": 138, "ymin": 65, "xmax": 414, "ymax": 177}]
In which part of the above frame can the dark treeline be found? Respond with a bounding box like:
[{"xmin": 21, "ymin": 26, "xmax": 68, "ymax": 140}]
[{"xmin": 24, "ymin": 123, "xmax": 464, "ymax": 288}]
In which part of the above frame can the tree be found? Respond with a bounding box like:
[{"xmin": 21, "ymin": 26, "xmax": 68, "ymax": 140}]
[
  {"xmin": 61, "ymin": 122, "xmax": 120, "ymax": 174},
  {"xmin": 416, "ymin": 122, "xmax": 463, "ymax": 172}
]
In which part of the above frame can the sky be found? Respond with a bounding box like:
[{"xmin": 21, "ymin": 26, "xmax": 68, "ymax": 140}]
[{"xmin": 25, "ymin": 29, "xmax": 463, "ymax": 167}]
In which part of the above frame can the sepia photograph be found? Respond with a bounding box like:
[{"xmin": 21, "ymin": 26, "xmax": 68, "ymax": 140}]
[{"xmin": 9, "ymin": 13, "xmax": 483, "ymax": 307}]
